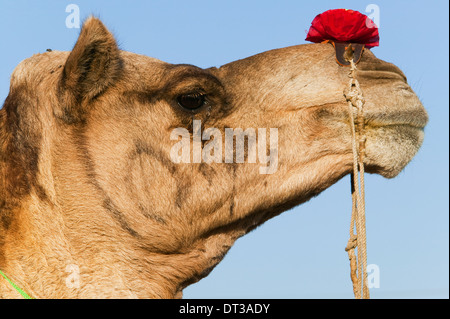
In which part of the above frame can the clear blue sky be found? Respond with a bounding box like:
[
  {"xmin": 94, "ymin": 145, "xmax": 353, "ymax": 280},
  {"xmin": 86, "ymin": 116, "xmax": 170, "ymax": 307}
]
[{"xmin": 0, "ymin": 1, "xmax": 448, "ymax": 299}]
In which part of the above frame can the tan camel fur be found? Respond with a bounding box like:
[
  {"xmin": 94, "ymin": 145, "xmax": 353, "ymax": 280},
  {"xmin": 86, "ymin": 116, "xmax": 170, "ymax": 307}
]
[{"xmin": 0, "ymin": 17, "xmax": 427, "ymax": 298}]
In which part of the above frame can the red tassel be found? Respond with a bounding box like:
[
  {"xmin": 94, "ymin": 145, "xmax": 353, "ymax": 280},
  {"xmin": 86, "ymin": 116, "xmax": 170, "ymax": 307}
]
[{"xmin": 306, "ymin": 9, "xmax": 379, "ymax": 48}]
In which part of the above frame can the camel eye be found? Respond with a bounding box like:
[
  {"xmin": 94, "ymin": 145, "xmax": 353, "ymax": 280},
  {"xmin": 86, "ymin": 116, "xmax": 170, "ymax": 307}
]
[{"xmin": 177, "ymin": 93, "xmax": 206, "ymax": 110}]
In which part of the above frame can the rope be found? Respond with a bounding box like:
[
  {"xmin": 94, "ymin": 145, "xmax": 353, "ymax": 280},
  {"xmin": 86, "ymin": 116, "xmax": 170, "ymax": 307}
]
[
  {"xmin": 343, "ymin": 47, "xmax": 370, "ymax": 299},
  {"xmin": 0, "ymin": 269, "xmax": 34, "ymax": 299}
]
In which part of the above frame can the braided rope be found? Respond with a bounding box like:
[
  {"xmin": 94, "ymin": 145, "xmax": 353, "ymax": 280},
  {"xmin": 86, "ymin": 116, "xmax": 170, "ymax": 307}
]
[{"xmin": 344, "ymin": 52, "xmax": 370, "ymax": 299}]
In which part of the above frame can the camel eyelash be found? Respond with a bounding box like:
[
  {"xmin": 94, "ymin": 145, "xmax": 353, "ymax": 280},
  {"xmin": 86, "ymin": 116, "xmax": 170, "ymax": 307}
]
[{"xmin": 176, "ymin": 92, "xmax": 208, "ymax": 111}]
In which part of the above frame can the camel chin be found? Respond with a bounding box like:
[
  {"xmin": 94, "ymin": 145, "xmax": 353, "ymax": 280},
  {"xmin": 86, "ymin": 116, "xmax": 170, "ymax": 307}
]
[{"xmin": 365, "ymin": 125, "xmax": 425, "ymax": 178}]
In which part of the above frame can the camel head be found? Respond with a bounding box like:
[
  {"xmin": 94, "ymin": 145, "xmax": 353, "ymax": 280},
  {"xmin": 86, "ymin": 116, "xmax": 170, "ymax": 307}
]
[{"xmin": 0, "ymin": 17, "xmax": 427, "ymax": 298}]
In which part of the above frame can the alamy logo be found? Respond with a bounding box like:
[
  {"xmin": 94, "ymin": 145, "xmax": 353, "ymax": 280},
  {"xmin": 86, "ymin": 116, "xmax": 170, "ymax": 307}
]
[
  {"xmin": 65, "ymin": 4, "xmax": 80, "ymax": 29},
  {"xmin": 367, "ymin": 264, "xmax": 380, "ymax": 289},
  {"xmin": 365, "ymin": 4, "xmax": 380, "ymax": 28},
  {"xmin": 65, "ymin": 264, "xmax": 80, "ymax": 289},
  {"xmin": 170, "ymin": 120, "xmax": 278, "ymax": 174}
]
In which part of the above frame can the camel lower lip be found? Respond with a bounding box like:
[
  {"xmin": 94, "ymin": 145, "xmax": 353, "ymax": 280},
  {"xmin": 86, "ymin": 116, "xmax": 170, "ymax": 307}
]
[{"xmin": 364, "ymin": 124, "xmax": 425, "ymax": 179}]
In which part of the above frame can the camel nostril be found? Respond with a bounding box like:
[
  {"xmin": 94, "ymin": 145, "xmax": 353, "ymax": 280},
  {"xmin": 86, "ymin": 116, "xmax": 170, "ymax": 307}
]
[{"xmin": 358, "ymin": 59, "xmax": 408, "ymax": 82}]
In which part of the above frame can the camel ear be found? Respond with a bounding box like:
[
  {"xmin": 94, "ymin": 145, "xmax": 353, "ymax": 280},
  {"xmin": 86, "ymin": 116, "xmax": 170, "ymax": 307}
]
[{"xmin": 59, "ymin": 17, "xmax": 122, "ymax": 122}]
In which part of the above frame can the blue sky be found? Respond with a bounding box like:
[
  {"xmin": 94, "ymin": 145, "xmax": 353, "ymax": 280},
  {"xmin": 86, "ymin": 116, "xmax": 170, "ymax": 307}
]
[{"xmin": 0, "ymin": 1, "xmax": 448, "ymax": 298}]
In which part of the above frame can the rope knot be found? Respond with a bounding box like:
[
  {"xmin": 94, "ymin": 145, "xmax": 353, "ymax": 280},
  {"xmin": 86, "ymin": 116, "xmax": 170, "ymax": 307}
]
[
  {"xmin": 345, "ymin": 234, "xmax": 358, "ymax": 252},
  {"xmin": 344, "ymin": 84, "xmax": 365, "ymax": 107}
]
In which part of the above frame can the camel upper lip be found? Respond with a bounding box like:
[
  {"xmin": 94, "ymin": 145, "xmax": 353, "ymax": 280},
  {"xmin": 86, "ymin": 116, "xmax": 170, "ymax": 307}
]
[{"xmin": 354, "ymin": 61, "xmax": 428, "ymax": 129}]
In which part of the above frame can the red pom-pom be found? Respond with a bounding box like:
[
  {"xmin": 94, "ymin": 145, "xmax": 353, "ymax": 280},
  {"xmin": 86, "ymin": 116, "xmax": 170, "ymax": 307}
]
[{"xmin": 305, "ymin": 9, "xmax": 379, "ymax": 48}]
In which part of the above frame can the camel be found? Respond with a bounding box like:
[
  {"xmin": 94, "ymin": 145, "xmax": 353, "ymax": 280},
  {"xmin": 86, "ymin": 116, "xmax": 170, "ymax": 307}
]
[{"xmin": 0, "ymin": 17, "xmax": 427, "ymax": 298}]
